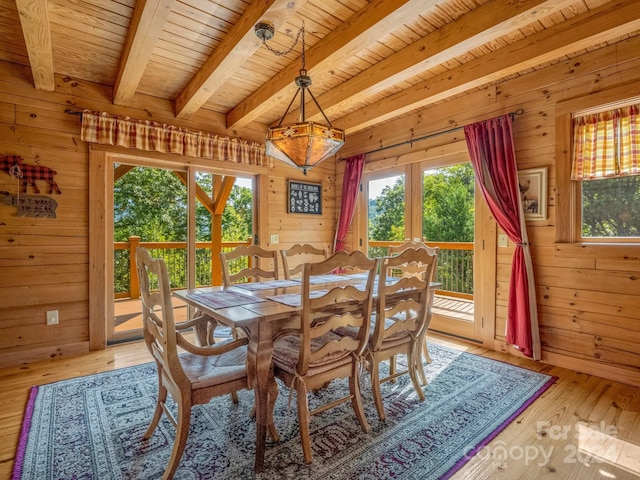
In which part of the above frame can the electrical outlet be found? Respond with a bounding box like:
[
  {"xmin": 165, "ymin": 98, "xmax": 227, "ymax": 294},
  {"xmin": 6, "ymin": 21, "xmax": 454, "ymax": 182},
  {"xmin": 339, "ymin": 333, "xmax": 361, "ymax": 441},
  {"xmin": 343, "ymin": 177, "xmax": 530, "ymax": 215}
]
[
  {"xmin": 498, "ymin": 234, "xmax": 508, "ymax": 247},
  {"xmin": 270, "ymin": 234, "xmax": 279, "ymax": 244},
  {"xmin": 46, "ymin": 310, "xmax": 59, "ymax": 325}
]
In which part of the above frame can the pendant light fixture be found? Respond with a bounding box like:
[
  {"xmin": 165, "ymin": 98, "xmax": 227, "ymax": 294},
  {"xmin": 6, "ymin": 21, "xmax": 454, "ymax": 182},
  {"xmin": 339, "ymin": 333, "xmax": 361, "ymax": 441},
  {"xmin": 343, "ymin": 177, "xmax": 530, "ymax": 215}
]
[{"xmin": 255, "ymin": 22, "xmax": 345, "ymax": 175}]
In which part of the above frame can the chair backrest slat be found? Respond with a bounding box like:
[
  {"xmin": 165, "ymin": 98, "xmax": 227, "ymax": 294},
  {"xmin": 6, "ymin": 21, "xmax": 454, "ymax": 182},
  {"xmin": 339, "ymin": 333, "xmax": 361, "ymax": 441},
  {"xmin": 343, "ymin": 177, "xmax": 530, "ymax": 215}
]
[
  {"xmin": 136, "ymin": 247, "xmax": 187, "ymax": 386},
  {"xmin": 220, "ymin": 244, "xmax": 279, "ymax": 286},
  {"xmin": 280, "ymin": 243, "xmax": 329, "ymax": 280},
  {"xmin": 297, "ymin": 250, "xmax": 378, "ymax": 374},
  {"xmin": 373, "ymin": 247, "xmax": 439, "ymax": 351}
]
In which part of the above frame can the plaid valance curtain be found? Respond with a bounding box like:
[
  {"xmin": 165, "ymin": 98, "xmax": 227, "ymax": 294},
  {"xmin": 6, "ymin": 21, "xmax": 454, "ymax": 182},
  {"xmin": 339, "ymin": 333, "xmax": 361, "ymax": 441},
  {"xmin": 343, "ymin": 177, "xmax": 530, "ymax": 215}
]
[
  {"xmin": 571, "ymin": 103, "xmax": 640, "ymax": 180},
  {"xmin": 81, "ymin": 110, "xmax": 270, "ymax": 167}
]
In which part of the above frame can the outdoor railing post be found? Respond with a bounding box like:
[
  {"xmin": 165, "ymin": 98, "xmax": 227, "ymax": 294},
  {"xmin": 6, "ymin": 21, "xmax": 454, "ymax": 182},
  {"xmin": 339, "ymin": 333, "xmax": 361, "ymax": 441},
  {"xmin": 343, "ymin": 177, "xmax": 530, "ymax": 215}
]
[{"xmin": 129, "ymin": 236, "xmax": 141, "ymax": 299}]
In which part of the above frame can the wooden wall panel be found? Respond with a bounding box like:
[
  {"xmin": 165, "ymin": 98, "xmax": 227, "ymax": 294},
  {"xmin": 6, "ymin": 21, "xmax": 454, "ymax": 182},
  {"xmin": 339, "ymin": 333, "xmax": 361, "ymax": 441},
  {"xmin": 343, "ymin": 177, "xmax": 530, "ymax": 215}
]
[
  {"xmin": 0, "ymin": 60, "xmax": 336, "ymax": 367},
  {"xmin": 2, "ymin": 32, "xmax": 640, "ymax": 384},
  {"xmin": 337, "ymin": 35, "xmax": 640, "ymax": 385}
]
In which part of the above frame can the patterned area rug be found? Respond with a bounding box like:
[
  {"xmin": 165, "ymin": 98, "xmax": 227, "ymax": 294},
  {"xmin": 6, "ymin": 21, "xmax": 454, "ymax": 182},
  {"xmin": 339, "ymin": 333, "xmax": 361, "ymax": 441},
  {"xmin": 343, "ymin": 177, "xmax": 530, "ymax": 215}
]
[{"xmin": 13, "ymin": 344, "xmax": 555, "ymax": 479}]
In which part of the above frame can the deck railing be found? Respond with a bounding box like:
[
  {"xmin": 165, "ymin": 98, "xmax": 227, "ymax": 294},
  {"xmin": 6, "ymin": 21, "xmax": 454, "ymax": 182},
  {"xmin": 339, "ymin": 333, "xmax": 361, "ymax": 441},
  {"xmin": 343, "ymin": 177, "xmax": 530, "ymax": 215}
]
[
  {"xmin": 114, "ymin": 237, "xmax": 251, "ymax": 298},
  {"xmin": 115, "ymin": 237, "xmax": 473, "ymax": 300},
  {"xmin": 369, "ymin": 240, "xmax": 474, "ymax": 300}
]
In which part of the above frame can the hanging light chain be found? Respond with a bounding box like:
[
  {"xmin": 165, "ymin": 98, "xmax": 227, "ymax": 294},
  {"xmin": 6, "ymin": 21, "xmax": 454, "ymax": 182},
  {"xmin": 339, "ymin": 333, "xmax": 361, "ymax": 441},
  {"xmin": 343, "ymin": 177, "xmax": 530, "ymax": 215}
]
[{"xmin": 260, "ymin": 23, "xmax": 305, "ymax": 67}]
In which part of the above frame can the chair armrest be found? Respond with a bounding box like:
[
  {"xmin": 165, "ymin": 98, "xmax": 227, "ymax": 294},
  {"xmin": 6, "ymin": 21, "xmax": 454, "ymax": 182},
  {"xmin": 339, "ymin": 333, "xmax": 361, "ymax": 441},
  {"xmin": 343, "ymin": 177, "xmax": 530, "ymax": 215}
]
[
  {"xmin": 175, "ymin": 314, "xmax": 211, "ymax": 331},
  {"xmin": 177, "ymin": 334, "xmax": 248, "ymax": 356}
]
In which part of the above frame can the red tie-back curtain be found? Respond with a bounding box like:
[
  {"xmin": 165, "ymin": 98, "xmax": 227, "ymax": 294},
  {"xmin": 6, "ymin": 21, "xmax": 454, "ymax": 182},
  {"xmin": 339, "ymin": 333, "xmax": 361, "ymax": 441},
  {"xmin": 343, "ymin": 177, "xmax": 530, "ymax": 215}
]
[
  {"xmin": 334, "ymin": 154, "xmax": 366, "ymax": 253},
  {"xmin": 81, "ymin": 110, "xmax": 270, "ymax": 167},
  {"xmin": 464, "ymin": 115, "xmax": 541, "ymax": 360}
]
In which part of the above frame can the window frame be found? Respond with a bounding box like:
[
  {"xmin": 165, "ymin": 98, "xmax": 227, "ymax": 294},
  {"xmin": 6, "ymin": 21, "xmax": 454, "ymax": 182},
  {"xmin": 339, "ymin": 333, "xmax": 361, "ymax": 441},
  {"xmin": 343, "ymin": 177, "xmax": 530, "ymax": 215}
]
[{"xmin": 555, "ymin": 84, "xmax": 640, "ymax": 245}]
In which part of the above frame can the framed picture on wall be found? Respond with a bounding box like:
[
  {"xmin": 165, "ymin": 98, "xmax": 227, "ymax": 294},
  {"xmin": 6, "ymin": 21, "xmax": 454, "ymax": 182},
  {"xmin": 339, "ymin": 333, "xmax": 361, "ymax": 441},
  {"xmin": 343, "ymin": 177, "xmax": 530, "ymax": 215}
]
[
  {"xmin": 288, "ymin": 180, "xmax": 322, "ymax": 215},
  {"xmin": 518, "ymin": 167, "xmax": 547, "ymax": 220}
]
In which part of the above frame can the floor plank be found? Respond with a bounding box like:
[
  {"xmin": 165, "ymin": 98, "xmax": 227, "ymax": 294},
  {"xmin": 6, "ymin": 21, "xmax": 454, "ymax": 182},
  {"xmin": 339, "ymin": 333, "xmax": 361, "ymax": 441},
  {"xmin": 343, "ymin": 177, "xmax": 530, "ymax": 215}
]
[{"xmin": 1, "ymin": 334, "xmax": 638, "ymax": 479}]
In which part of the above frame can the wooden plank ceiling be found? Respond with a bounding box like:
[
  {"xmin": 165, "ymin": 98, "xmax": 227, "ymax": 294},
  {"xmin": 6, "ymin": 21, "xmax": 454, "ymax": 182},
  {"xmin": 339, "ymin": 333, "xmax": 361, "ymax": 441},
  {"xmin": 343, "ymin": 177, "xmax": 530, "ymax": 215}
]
[{"xmin": 3, "ymin": 0, "xmax": 640, "ymax": 138}]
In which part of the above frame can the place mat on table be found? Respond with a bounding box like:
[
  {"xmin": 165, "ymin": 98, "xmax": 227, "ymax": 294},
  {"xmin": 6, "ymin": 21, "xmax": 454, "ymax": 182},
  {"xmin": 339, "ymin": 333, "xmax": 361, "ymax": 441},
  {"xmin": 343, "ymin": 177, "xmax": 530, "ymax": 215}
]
[
  {"xmin": 308, "ymin": 274, "xmax": 353, "ymax": 284},
  {"xmin": 233, "ymin": 279, "xmax": 300, "ymax": 291},
  {"xmin": 185, "ymin": 290, "xmax": 265, "ymax": 309},
  {"xmin": 266, "ymin": 290, "xmax": 328, "ymax": 307}
]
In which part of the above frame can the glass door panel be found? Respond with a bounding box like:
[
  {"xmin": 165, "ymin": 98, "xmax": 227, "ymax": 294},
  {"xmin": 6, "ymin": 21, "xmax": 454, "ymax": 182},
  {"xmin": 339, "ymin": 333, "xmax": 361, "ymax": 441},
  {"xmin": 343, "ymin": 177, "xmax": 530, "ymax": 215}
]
[
  {"xmin": 367, "ymin": 174, "xmax": 405, "ymax": 258},
  {"xmin": 422, "ymin": 162, "xmax": 479, "ymax": 341},
  {"xmin": 111, "ymin": 165, "xmax": 188, "ymax": 343}
]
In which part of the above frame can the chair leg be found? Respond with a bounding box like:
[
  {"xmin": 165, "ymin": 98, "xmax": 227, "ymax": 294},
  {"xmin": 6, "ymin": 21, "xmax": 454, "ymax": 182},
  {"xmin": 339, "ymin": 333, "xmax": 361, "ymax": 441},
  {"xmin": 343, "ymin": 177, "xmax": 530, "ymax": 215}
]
[
  {"xmin": 418, "ymin": 338, "xmax": 430, "ymax": 386},
  {"xmin": 163, "ymin": 399, "xmax": 191, "ymax": 480},
  {"xmin": 231, "ymin": 391, "xmax": 239, "ymax": 404},
  {"xmin": 350, "ymin": 362, "xmax": 371, "ymax": 432},
  {"xmin": 423, "ymin": 339, "xmax": 432, "ymax": 363},
  {"xmin": 389, "ymin": 355, "xmax": 397, "ymax": 383},
  {"xmin": 370, "ymin": 358, "xmax": 386, "ymax": 422},
  {"xmin": 409, "ymin": 350, "xmax": 426, "ymax": 402},
  {"xmin": 268, "ymin": 378, "xmax": 280, "ymax": 442},
  {"xmin": 295, "ymin": 381, "xmax": 313, "ymax": 464},
  {"xmin": 145, "ymin": 374, "xmax": 167, "ymax": 439}
]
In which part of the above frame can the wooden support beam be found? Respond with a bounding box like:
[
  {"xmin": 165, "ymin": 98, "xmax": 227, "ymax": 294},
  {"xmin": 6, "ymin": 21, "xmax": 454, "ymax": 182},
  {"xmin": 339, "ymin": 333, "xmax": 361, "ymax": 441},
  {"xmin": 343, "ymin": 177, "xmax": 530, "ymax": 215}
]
[
  {"xmin": 113, "ymin": 164, "xmax": 135, "ymax": 182},
  {"xmin": 211, "ymin": 175, "xmax": 234, "ymax": 285},
  {"xmin": 213, "ymin": 176, "xmax": 235, "ymax": 214},
  {"xmin": 335, "ymin": 0, "xmax": 640, "ymax": 134},
  {"xmin": 334, "ymin": 0, "xmax": 640, "ymax": 133},
  {"xmin": 226, "ymin": 0, "xmax": 427, "ymax": 129},
  {"xmin": 173, "ymin": 171, "xmax": 215, "ymax": 215},
  {"xmin": 278, "ymin": 0, "xmax": 576, "ymax": 126},
  {"xmin": 15, "ymin": 0, "xmax": 55, "ymax": 91},
  {"xmin": 113, "ymin": 0, "xmax": 174, "ymax": 105},
  {"xmin": 175, "ymin": 0, "xmax": 307, "ymax": 119}
]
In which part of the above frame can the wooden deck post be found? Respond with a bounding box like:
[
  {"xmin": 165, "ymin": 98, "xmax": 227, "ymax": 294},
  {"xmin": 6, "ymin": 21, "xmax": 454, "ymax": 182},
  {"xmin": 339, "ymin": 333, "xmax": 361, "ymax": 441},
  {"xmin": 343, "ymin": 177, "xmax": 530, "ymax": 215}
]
[{"xmin": 129, "ymin": 236, "xmax": 141, "ymax": 299}]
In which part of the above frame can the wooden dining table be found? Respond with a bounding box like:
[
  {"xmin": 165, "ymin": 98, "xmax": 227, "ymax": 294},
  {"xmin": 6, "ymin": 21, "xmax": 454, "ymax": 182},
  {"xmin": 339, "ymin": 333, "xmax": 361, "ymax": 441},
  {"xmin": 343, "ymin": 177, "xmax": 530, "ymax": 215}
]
[{"xmin": 173, "ymin": 273, "xmax": 440, "ymax": 472}]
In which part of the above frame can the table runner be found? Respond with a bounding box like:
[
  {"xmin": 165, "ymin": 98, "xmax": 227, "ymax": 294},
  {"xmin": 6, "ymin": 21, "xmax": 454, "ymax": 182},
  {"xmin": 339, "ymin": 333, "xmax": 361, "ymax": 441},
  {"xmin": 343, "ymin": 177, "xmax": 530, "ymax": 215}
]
[
  {"xmin": 185, "ymin": 290, "xmax": 265, "ymax": 309},
  {"xmin": 267, "ymin": 290, "xmax": 328, "ymax": 307},
  {"xmin": 233, "ymin": 279, "xmax": 301, "ymax": 291}
]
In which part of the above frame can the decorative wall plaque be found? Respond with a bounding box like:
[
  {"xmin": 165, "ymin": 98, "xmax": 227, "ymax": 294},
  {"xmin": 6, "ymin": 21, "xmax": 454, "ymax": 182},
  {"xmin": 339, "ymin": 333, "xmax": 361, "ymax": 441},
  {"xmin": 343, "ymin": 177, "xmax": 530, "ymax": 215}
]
[{"xmin": 288, "ymin": 180, "xmax": 322, "ymax": 215}]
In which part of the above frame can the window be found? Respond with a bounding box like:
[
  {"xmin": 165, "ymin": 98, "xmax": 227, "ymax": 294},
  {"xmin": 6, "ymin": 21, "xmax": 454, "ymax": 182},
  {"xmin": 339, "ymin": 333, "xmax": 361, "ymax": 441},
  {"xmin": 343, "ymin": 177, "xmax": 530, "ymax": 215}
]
[{"xmin": 571, "ymin": 101, "xmax": 640, "ymax": 241}]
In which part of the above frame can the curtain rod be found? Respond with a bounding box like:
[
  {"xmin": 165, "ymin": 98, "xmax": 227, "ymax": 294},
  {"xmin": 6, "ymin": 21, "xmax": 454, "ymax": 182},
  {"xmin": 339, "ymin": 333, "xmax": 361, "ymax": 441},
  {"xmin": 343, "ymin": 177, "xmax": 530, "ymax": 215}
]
[{"xmin": 338, "ymin": 108, "xmax": 524, "ymax": 161}]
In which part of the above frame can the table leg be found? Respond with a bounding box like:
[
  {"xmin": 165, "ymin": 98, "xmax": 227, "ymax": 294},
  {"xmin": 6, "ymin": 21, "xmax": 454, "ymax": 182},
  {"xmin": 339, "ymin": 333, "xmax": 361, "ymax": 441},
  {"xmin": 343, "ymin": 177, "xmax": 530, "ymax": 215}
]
[{"xmin": 246, "ymin": 322, "xmax": 275, "ymax": 473}]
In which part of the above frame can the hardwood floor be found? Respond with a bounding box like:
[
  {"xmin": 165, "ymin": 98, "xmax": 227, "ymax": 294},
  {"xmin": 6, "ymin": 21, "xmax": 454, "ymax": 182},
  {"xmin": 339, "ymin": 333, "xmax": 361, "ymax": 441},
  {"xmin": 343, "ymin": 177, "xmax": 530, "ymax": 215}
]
[{"xmin": 1, "ymin": 334, "xmax": 639, "ymax": 479}]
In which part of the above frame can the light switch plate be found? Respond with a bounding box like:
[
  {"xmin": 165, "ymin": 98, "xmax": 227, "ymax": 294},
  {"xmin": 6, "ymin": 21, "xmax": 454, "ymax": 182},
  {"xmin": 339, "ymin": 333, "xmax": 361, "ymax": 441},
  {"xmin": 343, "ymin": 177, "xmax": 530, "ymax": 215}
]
[
  {"xmin": 46, "ymin": 310, "xmax": 59, "ymax": 325},
  {"xmin": 498, "ymin": 234, "xmax": 508, "ymax": 247}
]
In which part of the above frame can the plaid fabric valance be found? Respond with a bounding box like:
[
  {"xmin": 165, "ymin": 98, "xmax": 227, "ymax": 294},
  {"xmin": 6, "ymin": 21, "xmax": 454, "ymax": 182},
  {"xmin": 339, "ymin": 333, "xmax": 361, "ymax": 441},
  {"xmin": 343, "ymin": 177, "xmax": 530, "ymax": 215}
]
[
  {"xmin": 571, "ymin": 103, "xmax": 640, "ymax": 180},
  {"xmin": 81, "ymin": 110, "xmax": 270, "ymax": 167}
]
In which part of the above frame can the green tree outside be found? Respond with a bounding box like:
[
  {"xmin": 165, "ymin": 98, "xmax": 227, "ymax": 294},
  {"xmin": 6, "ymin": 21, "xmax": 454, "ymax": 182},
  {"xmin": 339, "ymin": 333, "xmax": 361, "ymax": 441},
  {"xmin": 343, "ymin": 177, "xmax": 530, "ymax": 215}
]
[
  {"xmin": 113, "ymin": 167, "xmax": 252, "ymax": 291},
  {"xmin": 582, "ymin": 175, "xmax": 640, "ymax": 237}
]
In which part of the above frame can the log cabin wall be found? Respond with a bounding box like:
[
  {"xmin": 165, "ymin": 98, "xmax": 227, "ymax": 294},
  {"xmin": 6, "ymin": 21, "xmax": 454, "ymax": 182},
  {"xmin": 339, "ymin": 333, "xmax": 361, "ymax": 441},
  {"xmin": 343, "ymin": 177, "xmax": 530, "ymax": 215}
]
[
  {"xmin": 1, "ymin": 30, "xmax": 639, "ymax": 386},
  {"xmin": 338, "ymin": 35, "xmax": 640, "ymax": 386},
  {"xmin": 0, "ymin": 60, "xmax": 335, "ymax": 368}
]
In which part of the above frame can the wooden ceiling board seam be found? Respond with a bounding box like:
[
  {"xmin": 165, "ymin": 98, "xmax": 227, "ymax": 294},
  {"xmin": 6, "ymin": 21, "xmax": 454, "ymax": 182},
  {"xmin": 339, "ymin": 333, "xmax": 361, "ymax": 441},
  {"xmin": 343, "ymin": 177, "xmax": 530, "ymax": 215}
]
[{"xmin": 52, "ymin": 0, "xmax": 133, "ymax": 21}]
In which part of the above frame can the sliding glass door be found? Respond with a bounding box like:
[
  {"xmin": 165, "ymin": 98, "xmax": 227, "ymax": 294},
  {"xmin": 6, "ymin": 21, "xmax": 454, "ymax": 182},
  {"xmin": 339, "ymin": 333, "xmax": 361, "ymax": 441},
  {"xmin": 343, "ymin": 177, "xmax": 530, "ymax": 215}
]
[{"xmin": 108, "ymin": 159, "xmax": 254, "ymax": 344}]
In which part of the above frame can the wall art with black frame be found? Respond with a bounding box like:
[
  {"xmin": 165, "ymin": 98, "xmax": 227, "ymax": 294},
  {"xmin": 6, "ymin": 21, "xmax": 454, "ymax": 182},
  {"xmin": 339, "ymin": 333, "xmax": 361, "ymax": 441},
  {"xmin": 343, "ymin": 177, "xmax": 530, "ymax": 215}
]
[{"xmin": 288, "ymin": 180, "xmax": 322, "ymax": 215}]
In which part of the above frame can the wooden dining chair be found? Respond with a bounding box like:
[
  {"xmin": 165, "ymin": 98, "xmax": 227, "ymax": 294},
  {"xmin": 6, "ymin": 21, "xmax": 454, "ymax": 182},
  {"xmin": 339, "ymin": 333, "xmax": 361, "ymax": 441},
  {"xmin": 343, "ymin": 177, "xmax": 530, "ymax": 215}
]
[
  {"xmin": 280, "ymin": 243, "xmax": 329, "ymax": 279},
  {"xmin": 220, "ymin": 244, "xmax": 279, "ymax": 286},
  {"xmin": 135, "ymin": 247, "xmax": 279, "ymax": 479},
  {"xmin": 387, "ymin": 240, "xmax": 439, "ymax": 376},
  {"xmin": 271, "ymin": 250, "xmax": 378, "ymax": 464},
  {"xmin": 366, "ymin": 247, "xmax": 438, "ymax": 421}
]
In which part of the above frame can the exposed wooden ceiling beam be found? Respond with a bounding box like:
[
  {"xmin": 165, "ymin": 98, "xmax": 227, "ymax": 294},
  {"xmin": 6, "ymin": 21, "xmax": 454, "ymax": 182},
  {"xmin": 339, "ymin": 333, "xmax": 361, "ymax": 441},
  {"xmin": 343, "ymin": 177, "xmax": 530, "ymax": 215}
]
[
  {"xmin": 336, "ymin": 0, "xmax": 640, "ymax": 134},
  {"xmin": 278, "ymin": 0, "xmax": 576, "ymax": 126},
  {"xmin": 175, "ymin": 0, "xmax": 308, "ymax": 119},
  {"xmin": 113, "ymin": 0, "xmax": 174, "ymax": 106},
  {"xmin": 15, "ymin": 0, "xmax": 55, "ymax": 91},
  {"xmin": 225, "ymin": 0, "xmax": 428, "ymax": 129}
]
